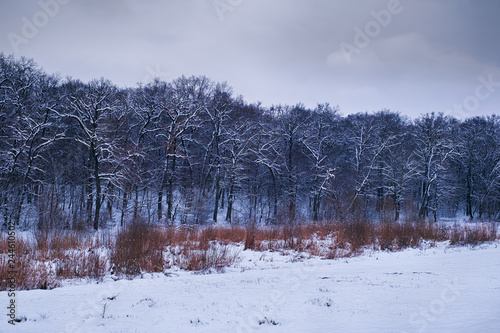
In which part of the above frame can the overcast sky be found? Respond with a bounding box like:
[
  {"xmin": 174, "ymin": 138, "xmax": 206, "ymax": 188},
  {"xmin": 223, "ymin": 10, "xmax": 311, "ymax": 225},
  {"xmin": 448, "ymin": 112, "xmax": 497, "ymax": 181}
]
[{"xmin": 1, "ymin": 0, "xmax": 500, "ymax": 118}]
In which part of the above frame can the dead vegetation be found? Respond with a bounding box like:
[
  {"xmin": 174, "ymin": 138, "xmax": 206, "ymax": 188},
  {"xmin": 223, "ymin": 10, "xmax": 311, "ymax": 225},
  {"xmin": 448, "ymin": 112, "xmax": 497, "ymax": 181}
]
[{"xmin": 1, "ymin": 221, "xmax": 498, "ymax": 290}]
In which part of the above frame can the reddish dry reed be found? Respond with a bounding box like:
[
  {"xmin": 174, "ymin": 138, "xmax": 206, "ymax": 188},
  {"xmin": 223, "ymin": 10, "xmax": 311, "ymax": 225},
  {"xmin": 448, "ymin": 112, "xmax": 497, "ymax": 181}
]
[{"xmin": 1, "ymin": 220, "xmax": 498, "ymax": 291}]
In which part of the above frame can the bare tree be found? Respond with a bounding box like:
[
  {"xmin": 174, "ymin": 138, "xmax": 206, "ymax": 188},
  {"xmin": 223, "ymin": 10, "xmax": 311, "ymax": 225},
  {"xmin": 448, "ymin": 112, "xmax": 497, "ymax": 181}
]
[
  {"xmin": 222, "ymin": 118, "xmax": 256, "ymax": 223},
  {"xmin": 377, "ymin": 113, "xmax": 419, "ymax": 221},
  {"xmin": 458, "ymin": 116, "xmax": 500, "ymax": 219},
  {"xmin": 202, "ymin": 81, "xmax": 234, "ymax": 223},
  {"xmin": 413, "ymin": 113, "xmax": 457, "ymax": 221},
  {"xmin": 59, "ymin": 78, "xmax": 123, "ymax": 230},
  {"xmin": 273, "ymin": 104, "xmax": 311, "ymax": 222},
  {"xmin": 300, "ymin": 104, "xmax": 339, "ymax": 221},
  {"xmin": 0, "ymin": 55, "xmax": 62, "ymax": 227}
]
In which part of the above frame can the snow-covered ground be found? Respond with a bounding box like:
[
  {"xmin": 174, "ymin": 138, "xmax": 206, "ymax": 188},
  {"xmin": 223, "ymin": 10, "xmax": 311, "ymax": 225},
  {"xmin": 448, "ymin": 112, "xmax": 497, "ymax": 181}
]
[{"xmin": 2, "ymin": 242, "xmax": 500, "ymax": 333}]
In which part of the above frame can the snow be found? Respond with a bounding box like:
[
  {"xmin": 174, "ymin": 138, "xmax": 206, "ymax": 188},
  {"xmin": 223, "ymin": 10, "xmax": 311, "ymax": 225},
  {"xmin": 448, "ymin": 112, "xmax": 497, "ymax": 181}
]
[{"xmin": 2, "ymin": 242, "xmax": 500, "ymax": 333}]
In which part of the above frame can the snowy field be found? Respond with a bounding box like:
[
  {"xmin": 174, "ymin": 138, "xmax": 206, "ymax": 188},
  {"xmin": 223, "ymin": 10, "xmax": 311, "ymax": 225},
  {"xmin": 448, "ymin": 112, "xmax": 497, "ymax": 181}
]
[{"xmin": 2, "ymin": 242, "xmax": 500, "ymax": 333}]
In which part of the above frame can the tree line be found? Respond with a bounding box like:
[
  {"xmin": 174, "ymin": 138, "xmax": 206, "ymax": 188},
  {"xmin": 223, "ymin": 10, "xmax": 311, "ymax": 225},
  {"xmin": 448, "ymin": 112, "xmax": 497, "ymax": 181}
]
[{"xmin": 1, "ymin": 54, "xmax": 500, "ymax": 230}]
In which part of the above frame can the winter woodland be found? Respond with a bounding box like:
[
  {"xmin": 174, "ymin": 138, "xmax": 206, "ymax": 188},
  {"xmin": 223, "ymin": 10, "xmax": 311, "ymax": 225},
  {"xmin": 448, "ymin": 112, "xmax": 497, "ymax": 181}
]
[{"xmin": 2, "ymin": 54, "xmax": 500, "ymax": 231}]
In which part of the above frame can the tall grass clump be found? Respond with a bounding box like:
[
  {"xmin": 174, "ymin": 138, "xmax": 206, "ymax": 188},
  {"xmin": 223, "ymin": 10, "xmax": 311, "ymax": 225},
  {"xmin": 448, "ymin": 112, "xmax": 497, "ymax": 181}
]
[
  {"xmin": 111, "ymin": 221, "xmax": 165, "ymax": 277},
  {"xmin": 449, "ymin": 224, "xmax": 497, "ymax": 246}
]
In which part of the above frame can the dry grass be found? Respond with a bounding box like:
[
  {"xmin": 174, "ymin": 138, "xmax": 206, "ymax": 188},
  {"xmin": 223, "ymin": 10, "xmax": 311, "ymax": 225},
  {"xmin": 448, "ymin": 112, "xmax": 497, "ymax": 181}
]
[
  {"xmin": 0, "ymin": 230, "xmax": 103, "ymax": 290},
  {"xmin": 245, "ymin": 222, "xmax": 372, "ymax": 254},
  {"xmin": 110, "ymin": 223, "xmax": 242, "ymax": 277},
  {"xmin": 54, "ymin": 250, "xmax": 107, "ymax": 281},
  {"xmin": 1, "ymin": 220, "xmax": 498, "ymax": 290},
  {"xmin": 377, "ymin": 222, "xmax": 447, "ymax": 251},
  {"xmin": 111, "ymin": 222, "xmax": 165, "ymax": 277},
  {"xmin": 243, "ymin": 221, "xmax": 492, "ymax": 257},
  {"xmin": 169, "ymin": 242, "xmax": 240, "ymax": 272},
  {"xmin": 449, "ymin": 224, "xmax": 497, "ymax": 246},
  {"xmin": 0, "ymin": 236, "xmax": 61, "ymax": 290}
]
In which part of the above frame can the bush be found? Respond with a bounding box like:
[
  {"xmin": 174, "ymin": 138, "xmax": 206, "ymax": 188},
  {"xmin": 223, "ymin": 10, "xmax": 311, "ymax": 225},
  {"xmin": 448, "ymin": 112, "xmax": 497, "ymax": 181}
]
[
  {"xmin": 175, "ymin": 243, "xmax": 239, "ymax": 272},
  {"xmin": 449, "ymin": 225, "xmax": 496, "ymax": 246},
  {"xmin": 111, "ymin": 222, "xmax": 165, "ymax": 277},
  {"xmin": 0, "ymin": 237, "xmax": 60, "ymax": 291}
]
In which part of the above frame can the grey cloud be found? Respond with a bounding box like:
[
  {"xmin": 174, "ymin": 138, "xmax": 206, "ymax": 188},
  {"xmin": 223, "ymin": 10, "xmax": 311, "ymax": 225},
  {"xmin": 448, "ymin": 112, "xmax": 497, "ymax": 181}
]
[{"xmin": 0, "ymin": 0, "xmax": 499, "ymax": 117}]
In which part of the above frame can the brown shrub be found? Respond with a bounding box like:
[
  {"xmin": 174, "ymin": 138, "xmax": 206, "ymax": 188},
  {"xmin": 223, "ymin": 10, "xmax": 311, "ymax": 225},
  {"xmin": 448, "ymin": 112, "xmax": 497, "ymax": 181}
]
[
  {"xmin": 111, "ymin": 222, "xmax": 165, "ymax": 277},
  {"xmin": 216, "ymin": 226, "xmax": 246, "ymax": 244},
  {"xmin": 176, "ymin": 243, "xmax": 239, "ymax": 272},
  {"xmin": 54, "ymin": 250, "xmax": 106, "ymax": 281},
  {"xmin": 378, "ymin": 223, "xmax": 398, "ymax": 251},
  {"xmin": 449, "ymin": 225, "xmax": 496, "ymax": 246},
  {"xmin": 340, "ymin": 221, "xmax": 374, "ymax": 252},
  {"xmin": 0, "ymin": 244, "xmax": 60, "ymax": 291},
  {"xmin": 199, "ymin": 227, "xmax": 217, "ymax": 250},
  {"xmin": 15, "ymin": 255, "xmax": 60, "ymax": 290},
  {"xmin": 244, "ymin": 224, "xmax": 255, "ymax": 250}
]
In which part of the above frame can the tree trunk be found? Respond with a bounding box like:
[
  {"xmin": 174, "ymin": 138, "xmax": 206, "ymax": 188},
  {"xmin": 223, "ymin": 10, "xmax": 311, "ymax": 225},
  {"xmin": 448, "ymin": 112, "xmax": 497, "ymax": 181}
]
[
  {"xmin": 394, "ymin": 193, "xmax": 400, "ymax": 221},
  {"xmin": 313, "ymin": 193, "xmax": 320, "ymax": 221},
  {"xmin": 226, "ymin": 185, "xmax": 234, "ymax": 223},
  {"xmin": 121, "ymin": 186, "xmax": 128, "ymax": 226},
  {"xmin": 419, "ymin": 179, "xmax": 430, "ymax": 218},
  {"xmin": 213, "ymin": 171, "xmax": 220, "ymax": 223},
  {"xmin": 133, "ymin": 186, "xmax": 139, "ymax": 220},
  {"xmin": 167, "ymin": 155, "xmax": 176, "ymax": 221},
  {"xmin": 466, "ymin": 164, "xmax": 473, "ymax": 219},
  {"xmin": 158, "ymin": 161, "xmax": 168, "ymax": 222},
  {"xmin": 93, "ymin": 147, "xmax": 101, "ymax": 231},
  {"xmin": 157, "ymin": 190, "xmax": 163, "ymax": 221}
]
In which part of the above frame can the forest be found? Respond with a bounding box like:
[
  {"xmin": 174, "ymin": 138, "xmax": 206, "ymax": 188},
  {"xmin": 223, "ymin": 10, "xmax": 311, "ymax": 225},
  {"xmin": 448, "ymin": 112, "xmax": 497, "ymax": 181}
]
[{"xmin": 1, "ymin": 53, "xmax": 500, "ymax": 231}]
